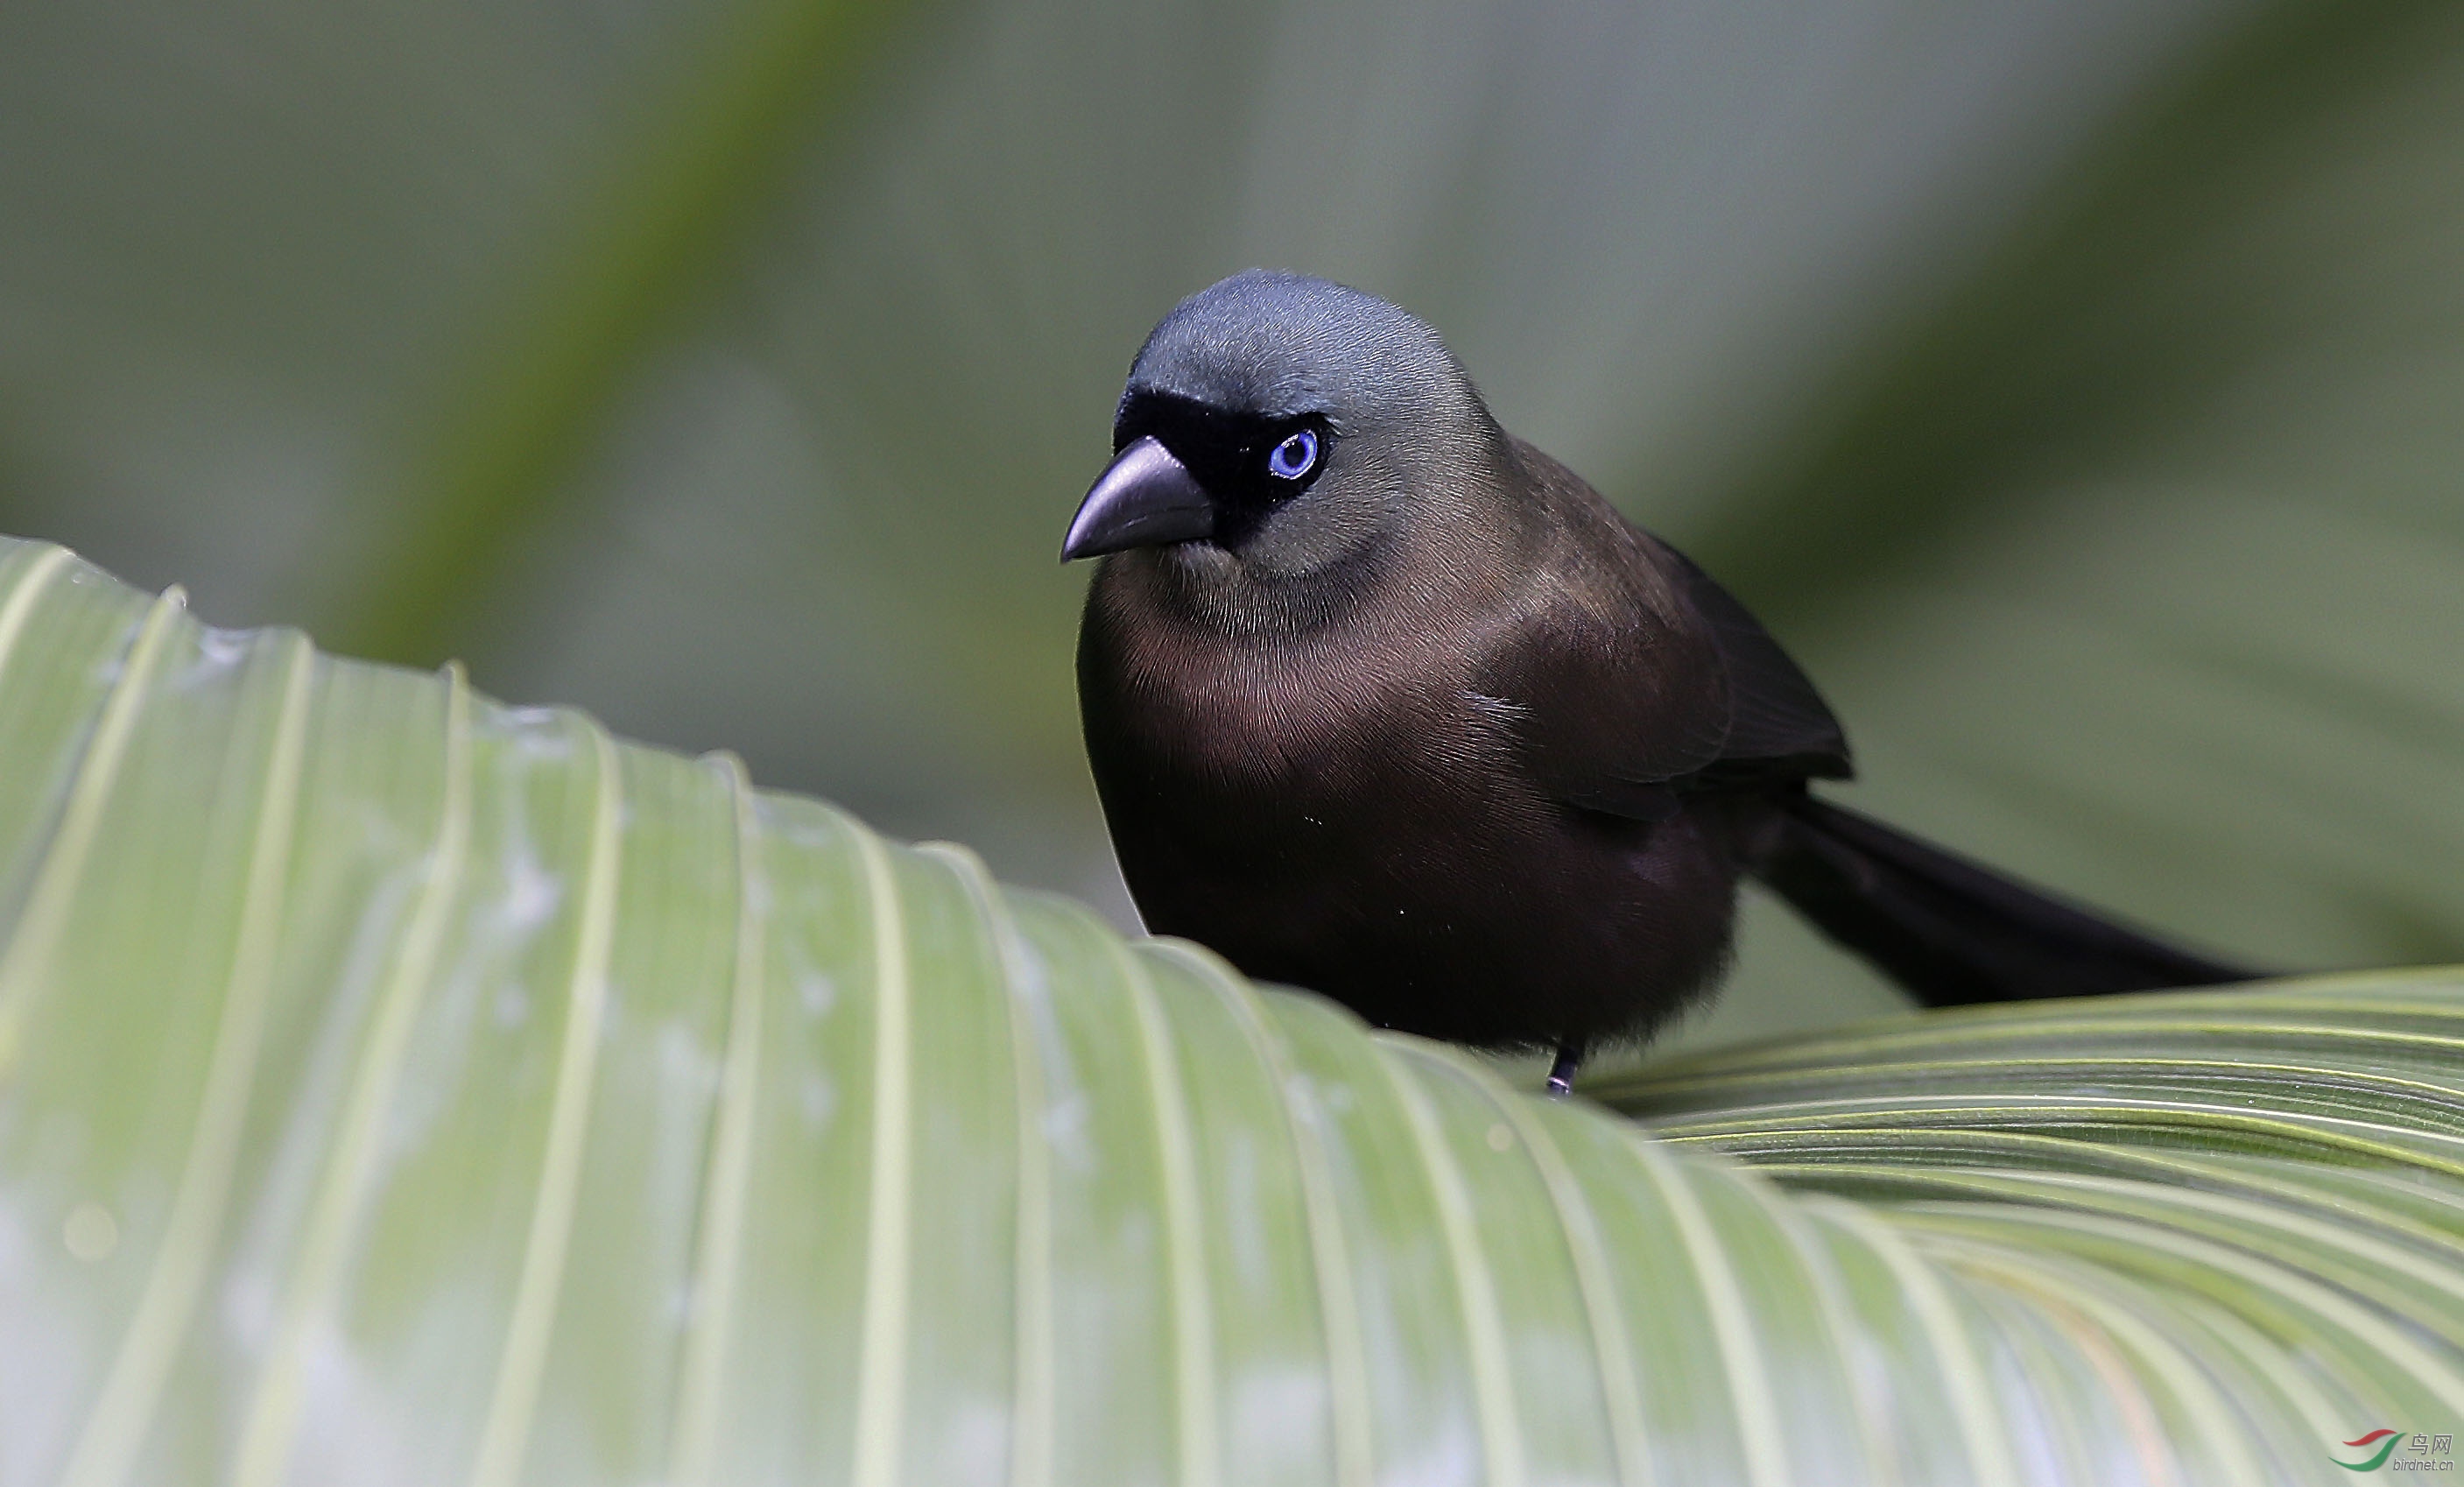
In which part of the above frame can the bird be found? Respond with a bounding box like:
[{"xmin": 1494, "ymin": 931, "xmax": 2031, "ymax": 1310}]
[{"xmin": 1063, "ymin": 270, "xmax": 2250, "ymax": 1095}]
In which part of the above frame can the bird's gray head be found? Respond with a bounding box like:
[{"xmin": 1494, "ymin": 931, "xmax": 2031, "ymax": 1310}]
[{"xmin": 1062, "ymin": 271, "xmax": 1503, "ymax": 591}]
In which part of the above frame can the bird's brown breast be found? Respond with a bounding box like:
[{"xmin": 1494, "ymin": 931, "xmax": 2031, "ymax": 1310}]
[{"xmin": 1086, "ymin": 567, "xmax": 1526, "ymax": 811}]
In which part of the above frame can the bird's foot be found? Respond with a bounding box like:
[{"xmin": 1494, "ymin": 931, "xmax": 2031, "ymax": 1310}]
[{"xmin": 1545, "ymin": 1040, "xmax": 1585, "ymax": 1099}]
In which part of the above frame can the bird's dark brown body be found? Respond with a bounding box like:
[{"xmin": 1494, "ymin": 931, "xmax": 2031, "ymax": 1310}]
[
  {"xmin": 1067, "ymin": 271, "xmax": 2247, "ymax": 1073},
  {"xmin": 1081, "ymin": 435, "xmax": 1800, "ymax": 1049}
]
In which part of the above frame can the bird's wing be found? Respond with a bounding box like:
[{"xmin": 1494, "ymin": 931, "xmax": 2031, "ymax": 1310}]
[
  {"xmin": 1656, "ymin": 539, "xmax": 1853, "ymax": 783},
  {"xmin": 1476, "ymin": 563, "xmax": 1734, "ymax": 821},
  {"xmin": 1476, "ymin": 535, "xmax": 1851, "ymax": 822}
]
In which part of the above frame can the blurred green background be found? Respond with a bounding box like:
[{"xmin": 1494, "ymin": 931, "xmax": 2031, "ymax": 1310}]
[{"xmin": 7, "ymin": 0, "xmax": 2463, "ymax": 1054}]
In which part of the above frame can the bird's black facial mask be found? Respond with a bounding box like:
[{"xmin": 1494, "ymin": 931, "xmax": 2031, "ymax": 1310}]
[{"xmin": 1060, "ymin": 390, "xmax": 1332, "ymax": 560}]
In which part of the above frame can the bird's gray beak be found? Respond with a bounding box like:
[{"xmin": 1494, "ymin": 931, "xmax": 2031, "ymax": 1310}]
[{"xmin": 1060, "ymin": 435, "xmax": 1214, "ymax": 560}]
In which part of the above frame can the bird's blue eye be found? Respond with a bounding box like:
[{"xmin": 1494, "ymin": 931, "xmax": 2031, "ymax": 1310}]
[{"xmin": 1266, "ymin": 428, "xmax": 1320, "ymax": 481}]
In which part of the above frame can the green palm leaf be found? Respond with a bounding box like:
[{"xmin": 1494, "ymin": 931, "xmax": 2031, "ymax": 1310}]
[{"xmin": 4, "ymin": 536, "xmax": 2457, "ymax": 1485}]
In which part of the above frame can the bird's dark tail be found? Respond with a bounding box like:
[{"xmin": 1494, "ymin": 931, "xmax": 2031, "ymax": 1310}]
[{"xmin": 1749, "ymin": 793, "xmax": 2256, "ymax": 1006}]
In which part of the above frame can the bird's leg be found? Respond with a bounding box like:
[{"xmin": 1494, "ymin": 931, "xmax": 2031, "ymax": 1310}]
[{"xmin": 1545, "ymin": 1040, "xmax": 1586, "ymax": 1099}]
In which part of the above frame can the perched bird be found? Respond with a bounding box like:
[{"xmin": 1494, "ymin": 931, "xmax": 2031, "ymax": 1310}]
[{"xmin": 1065, "ymin": 271, "xmax": 2249, "ymax": 1093}]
